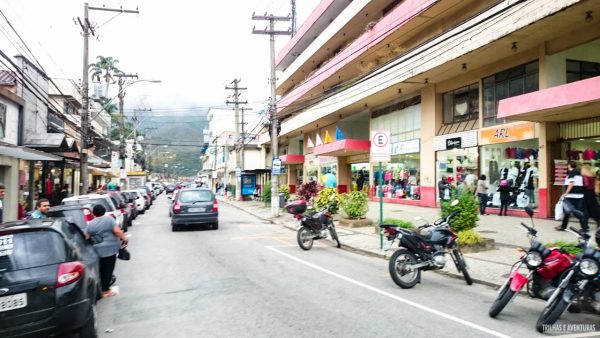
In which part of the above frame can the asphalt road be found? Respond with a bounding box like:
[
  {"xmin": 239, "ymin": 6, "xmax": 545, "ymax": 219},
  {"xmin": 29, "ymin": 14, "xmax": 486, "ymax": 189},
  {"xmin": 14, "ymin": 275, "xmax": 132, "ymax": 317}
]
[{"xmin": 96, "ymin": 194, "xmax": 599, "ymax": 338}]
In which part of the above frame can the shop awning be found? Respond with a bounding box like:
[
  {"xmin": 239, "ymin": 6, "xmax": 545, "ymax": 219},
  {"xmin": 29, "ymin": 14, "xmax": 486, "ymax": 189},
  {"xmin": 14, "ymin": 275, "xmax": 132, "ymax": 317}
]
[
  {"xmin": 91, "ymin": 167, "xmax": 117, "ymax": 177},
  {"xmin": 280, "ymin": 154, "xmax": 305, "ymax": 164},
  {"xmin": 313, "ymin": 139, "xmax": 370, "ymax": 157},
  {"xmin": 497, "ymin": 76, "xmax": 600, "ymax": 122},
  {"xmin": 0, "ymin": 143, "xmax": 62, "ymax": 161},
  {"xmin": 25, "ymin": 134, "xmax": 80, "ymax": 153}
]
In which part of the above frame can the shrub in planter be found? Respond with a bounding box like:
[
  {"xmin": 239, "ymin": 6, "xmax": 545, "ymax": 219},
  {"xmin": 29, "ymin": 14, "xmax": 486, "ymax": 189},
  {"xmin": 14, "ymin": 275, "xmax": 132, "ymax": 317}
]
[
  {"xmin": 383, "ymin": 218, "xmax": 413, "ymax": 229},
  {"xmin": 279, "ymin": 184, "xmax": 290, "ymax": 201},
  {"xmin": 315, "ymin": 187, "xmax": 341, "ymax": 214},
  {"xmin": 440, "ymin": 189, "xmax": 478, "ymax": 233},
  {"xmin": 298, "ymin": 181, "xmax": 318, "ymax": 202},
  {"xmin": 262, "ymin": 182, "xmax": 271, "ymax": 205},
  {"xmin": 457, "ymin": 229, "xmax": 483, "ymax": 246},
  {"xmin": 340, "ymin": 191, "xmax": 368, "ymax": 219}
]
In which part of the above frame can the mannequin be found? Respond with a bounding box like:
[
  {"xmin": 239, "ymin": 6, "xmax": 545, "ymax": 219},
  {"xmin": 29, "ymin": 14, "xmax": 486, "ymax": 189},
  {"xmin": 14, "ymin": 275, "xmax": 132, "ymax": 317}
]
[
  {"xmin": 507, "ymin": 162, "xmax": 519, "ymax": 184},
  {"xmin": 499, "ymin": 162, "xmax": 509, "ymax": 181},
  {"xmin": 521, "ymin": 162, "xmax": 538, "ymax": 204}
]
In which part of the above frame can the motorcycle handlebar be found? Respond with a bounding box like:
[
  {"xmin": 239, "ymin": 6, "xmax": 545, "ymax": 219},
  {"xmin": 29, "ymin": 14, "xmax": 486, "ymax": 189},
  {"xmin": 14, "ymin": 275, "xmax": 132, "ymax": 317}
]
[{"xmin": 521, "ymin": 222, "xmax": 537, "ymax": 236}]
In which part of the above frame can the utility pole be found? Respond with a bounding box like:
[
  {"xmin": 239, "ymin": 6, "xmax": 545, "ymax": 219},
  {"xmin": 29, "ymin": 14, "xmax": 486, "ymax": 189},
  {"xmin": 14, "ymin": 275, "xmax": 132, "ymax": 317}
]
[
  {"xmin": 240, "ymin": 107, "xmax": 253, "ymax": 171},
  {"xmin": 77, "ymin": 3, "xmax": 139, "ymax": 195},
  {"xmin": 115, "ymin": 74, "xmax": 138, "ymax": 174},
  {"xmin": 252, "ymin": 13, "xmax": 291, "ymax": 216},
  {"xmin": 291, "ymin": 0, "xmax": 297, "ymax": 37},
  {"xmin": 225, "ymin": 79, "xmax": 247, "ymax": 201}
]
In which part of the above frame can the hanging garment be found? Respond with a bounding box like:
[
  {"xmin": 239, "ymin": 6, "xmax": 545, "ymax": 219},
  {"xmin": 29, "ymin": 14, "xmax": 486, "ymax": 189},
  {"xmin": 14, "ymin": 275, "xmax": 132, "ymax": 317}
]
[
  {"xmin": 489, "ymin": 160, "xmax": 499, "ymax": 183},
  {"xmin": 583, "ymin": 148, "xmax": 595, "ymax": 160}
]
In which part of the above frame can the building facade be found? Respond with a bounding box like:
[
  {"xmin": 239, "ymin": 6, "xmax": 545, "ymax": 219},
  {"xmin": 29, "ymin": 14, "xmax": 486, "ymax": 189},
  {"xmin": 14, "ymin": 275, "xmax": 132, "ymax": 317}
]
[{"xmin": 271, "ymin": 0, "xmax": 600, "ymax": 218}]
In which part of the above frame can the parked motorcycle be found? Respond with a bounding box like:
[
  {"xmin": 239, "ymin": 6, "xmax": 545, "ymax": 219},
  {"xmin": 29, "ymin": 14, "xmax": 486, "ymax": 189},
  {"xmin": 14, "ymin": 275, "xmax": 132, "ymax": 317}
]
[
  {"xmin": 382, "ymin": 200, "xmax": 472, "ymax": 289},
  {"xmin": 285, "ymin": 199, "xmax": 341, "ymax": 251},
  {"xmin": 535, "ymin": 227, "xmax": 600, "ymax": 333},
  {"xmin": 489, "ymin": 208, "xmax": 590, "ymax": 318}
]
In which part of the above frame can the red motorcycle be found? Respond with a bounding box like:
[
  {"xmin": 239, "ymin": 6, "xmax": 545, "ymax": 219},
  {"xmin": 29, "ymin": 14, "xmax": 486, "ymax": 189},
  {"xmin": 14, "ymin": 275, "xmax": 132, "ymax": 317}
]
[{"xmin": 489, "ymin": 207, "xmax": 590, "ymax": 318}]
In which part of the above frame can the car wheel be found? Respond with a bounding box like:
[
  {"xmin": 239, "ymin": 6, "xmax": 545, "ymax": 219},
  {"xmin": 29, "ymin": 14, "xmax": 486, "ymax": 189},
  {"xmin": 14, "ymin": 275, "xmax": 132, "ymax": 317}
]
[
  {"xmin": 213, "ymin": 222, "xmax": 219, "ymax": 230},
  {"xmin": 171, "ymin": 224, "xmax": 178, "ymax": 232},
  {"xmin": 77, "ymin": 302, "xmax": 98, "ymax": 338}
]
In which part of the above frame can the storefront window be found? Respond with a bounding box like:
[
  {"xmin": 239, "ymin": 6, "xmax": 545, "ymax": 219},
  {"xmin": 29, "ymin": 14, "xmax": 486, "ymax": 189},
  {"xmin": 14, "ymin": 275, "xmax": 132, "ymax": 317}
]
[
  {"xmin": 305, "ymin": 157, "xmax": 318, "ymax": 183},
  {"xmin": 443, "ymin": 83, "xmax": 479, "ymax": 124},
  {"xmin": 480, "ymin": 139, "xmax": 539, "ymax": 209},
  {"xmin": 436, "ymin": 147, "xmax": 479, "ymax": 198},
  {"xmin": 351, "ymin": 163, "xmax": 369, "ymax": 192},
  {"xmin": 373, "ymin": 154, "xmax": 420, "ymax": 199},
  {"xmin": 320, "ymin": 160, "xmax": 337, "ymax": 188},
  {"xmin": 483, "ymin": 61, "xmax": 539, "ymax": 127},
  {"xmin": 566, "ymin": 59, "xmax": 600, "ymax": 83}
]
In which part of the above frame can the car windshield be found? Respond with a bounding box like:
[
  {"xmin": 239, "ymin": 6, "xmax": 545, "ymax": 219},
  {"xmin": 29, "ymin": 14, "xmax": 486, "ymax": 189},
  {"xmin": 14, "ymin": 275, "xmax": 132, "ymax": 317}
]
[
  {"xmin": 0, "ymin": 231, "xmax": 67, "ymax": 272},
  {"xmin": 63, "ymin": 198, "xmax": 113, "ymax": 211},
  {"xmin": 47, "ymin": 209, "xmax": 86, "ymax": 230},
  {"xmin": 179, "ymin": 190, "xmax": 212, "ymax": 203}
]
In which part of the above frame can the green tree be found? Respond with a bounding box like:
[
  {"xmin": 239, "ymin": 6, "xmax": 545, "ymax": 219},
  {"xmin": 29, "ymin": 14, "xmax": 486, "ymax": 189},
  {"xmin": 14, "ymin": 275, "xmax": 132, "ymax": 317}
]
[{"xmin": 89, "ymin": 55, "xmax": 123, "ymax": 94}]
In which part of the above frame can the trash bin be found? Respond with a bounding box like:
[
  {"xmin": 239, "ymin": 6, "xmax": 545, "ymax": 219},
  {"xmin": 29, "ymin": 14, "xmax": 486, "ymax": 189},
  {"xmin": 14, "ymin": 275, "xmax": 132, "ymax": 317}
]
[{"xmin": 279, "ymin": 193, "xmax": 286, "ymax": 207}]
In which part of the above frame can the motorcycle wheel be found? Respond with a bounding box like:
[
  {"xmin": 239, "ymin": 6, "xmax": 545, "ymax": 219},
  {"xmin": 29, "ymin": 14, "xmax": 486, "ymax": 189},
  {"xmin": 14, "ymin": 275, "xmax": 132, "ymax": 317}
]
[
  {"xmin": 488, "ymin": 282, "xmax": 516, "ymax": 318},
  {"xmin": 535, "ymin": 289, "xmax": 570, "ymax": 333},
  {"xmin": 329, "ymin": 226, "xmax": 341, "ymax": 248},
  {"xmin": 297, "ymin": 226, "xmax": 314, "ymax": 251},
  {"xmin": 452, "ymin": 249, "xmax": 473, "ymax": 285},
  {"xmin": 389, "ymin": 249, "xmax": 420, "ymax": 289}
]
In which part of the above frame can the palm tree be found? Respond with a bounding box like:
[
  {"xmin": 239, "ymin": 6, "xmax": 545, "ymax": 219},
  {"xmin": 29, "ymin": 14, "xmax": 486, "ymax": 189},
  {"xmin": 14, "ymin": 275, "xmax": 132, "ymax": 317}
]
[{"xmin": 89, "ymin": 56, "xmax": 123, "ymax": 94}]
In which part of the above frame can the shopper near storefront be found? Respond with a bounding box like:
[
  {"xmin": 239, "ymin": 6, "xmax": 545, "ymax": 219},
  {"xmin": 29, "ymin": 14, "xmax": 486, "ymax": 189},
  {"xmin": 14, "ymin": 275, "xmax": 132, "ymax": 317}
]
[
  {"xmin": 356, "ymin": 170, "xmax": 365, "ymax": 192},
  {"xmin": 581, "ymin": 164, "xmax": 600, "ymax": 228},
  {"xmin": 476, "ymin": 175, "xmax": 489, "ymax": 215},
  {"xmin": 29, "ymin": 198, "xmax": 50, "ymax": 219},
  {"xmin": 556, "ymin": 161, "xmax": 588, "ymax": 232},
  {"xmin": 438, "ymin": 176, "xmax": 451, "ymax": 201},
  {"xmin": 497, "ymin": 180, "xmax": 511, "ymax": 216}
]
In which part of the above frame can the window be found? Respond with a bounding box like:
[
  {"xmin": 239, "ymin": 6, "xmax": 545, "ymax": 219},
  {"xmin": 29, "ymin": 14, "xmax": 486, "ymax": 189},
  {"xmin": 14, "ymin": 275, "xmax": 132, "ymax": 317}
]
[
  {"xmin": 482, "ymin": 61, "xmax": 539, "ymax": 127},
  {"xmin": 0, "ymin": 103, "xmax": 6, "ymax": 138},
  {"xmin": 443, "ymin": 83, "xmax": 479, "ymax": 124},
  {"xmin": 0, "ymin": 231, "xmax": 66, "ymax": 272},
  {"xmin": 179, "ymin": 190, "xmax": 213, "ymax": 203},
  {"xmin": 566, "ymin": 59, "xmax": 600, "ymax": 83}
]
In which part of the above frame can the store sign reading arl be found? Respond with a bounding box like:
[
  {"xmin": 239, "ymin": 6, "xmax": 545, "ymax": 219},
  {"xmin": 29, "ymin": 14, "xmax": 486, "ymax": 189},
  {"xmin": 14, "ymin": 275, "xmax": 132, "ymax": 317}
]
[
  {"xmin": 493, "ymin": 128, "xmax": 509, "ymax": 140},
  {"xmin": 446, "ymin": 137, "xmax": 461, "ymax": 149}
]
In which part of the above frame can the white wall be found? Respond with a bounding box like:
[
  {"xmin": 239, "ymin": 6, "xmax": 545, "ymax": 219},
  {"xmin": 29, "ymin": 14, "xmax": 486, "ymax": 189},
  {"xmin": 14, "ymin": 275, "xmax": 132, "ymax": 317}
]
[
  {"xmin": 546, "ymin": 39, "xmax": 600, "ymax": 88},
  {"xmin": 15, "ymin": 56, "xmax": 50, "ymax": 142},
  {"xmin": 0, "ymin": 96, "xmax": 20, "ymax": 145}
]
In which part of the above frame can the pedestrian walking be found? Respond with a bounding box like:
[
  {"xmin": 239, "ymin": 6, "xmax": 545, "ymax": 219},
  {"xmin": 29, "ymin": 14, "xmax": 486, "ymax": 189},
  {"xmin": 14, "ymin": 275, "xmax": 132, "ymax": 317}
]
[
  {"xmin": 438, "ymin": 176, "xmax": 451, "ymax": 201},
  {"xmin": 497, "ymin": 180, "xmax": 511, "ymax": 216},
  {"xmin": 29, "ymin": 198, "xmax": 50, "ymax": 219},
  {"xmin": 556, "ymin": 161, "xmax": 588, "ymax": 232},
  {"xmin": 581, "ymin": 164, "xmax": 600, "ymax": 227},
  {"xmin": 476, "ymin": 175, "xmax": 489, "ymax": 215},
  {"xmin": 85, "ymin": 204, "xmax": 128, "ymax": 298}
]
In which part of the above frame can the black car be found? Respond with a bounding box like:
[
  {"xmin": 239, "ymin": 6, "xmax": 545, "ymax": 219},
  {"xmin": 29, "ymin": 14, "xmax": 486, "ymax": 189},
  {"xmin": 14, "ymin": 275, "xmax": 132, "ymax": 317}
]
[
  {"xmin": 171, "ymin": 188, "xmax": 219, "ymax": 231},
  {"xmin": 0, "ymin": 219, "xmax": 101, "ymax": 337},
  {"xmin": 165, "ymin": 184, "xmax": 177, "ymax": 194},
  {"xmin": 47, "ymin": 204, "xmax": 94, "ymax": 230}
]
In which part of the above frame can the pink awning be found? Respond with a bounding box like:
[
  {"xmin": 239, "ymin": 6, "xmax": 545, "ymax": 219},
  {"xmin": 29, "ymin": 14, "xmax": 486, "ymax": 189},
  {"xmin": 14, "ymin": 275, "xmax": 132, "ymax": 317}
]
[
  {"xmin": 313, "ymin": 139, "xmax": 370, "ymax": 157},
  {"xmin": 280, "ymin": 154, "xmax": 305, "ymax": 164},
  {"xmin": 497, "ymin": 76, "xmax": 600, "ymax": 122}
]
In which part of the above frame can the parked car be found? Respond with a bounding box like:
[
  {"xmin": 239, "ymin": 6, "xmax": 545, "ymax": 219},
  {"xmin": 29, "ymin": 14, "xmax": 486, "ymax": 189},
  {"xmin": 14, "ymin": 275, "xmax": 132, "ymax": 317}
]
[
  {"xmin": 165, "ymin": 184, "xmax": 177, "ymax": 194},
  {"xmin": 137, "ymin": 189, "xmax": 151, "ymax": 209},
  {"xmin": 170, "ymin": 188, "xmax": 218, "ymax": 231},
  {"xmin": 100, "ymin": 191, "xmax": 132, "ymax": 230},
  {"xmin": 120, "ymin": 191, "xmax": 139, "ymax": 220},
  {"xmin": 0, "ymin": 219, "xmax": 101, "ymax": 337},
  {"xmin": 47, "ymin": 204, "xmax": 94, "ymax": 230},
  {"xmin": 62, "ymin": 194, "xmax": 125, "ymax": 231},
  {"xmin": 125, "ymin": 190, "xmax": 146, "ymax": 214},
  {"xmin": 168, "ymin": 188, "xmax": 181, "ymax": 217}
]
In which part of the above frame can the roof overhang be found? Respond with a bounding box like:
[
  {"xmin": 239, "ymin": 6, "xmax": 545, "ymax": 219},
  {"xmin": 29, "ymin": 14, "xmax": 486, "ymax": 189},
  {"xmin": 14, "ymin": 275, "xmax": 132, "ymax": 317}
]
[
  {"xmin": 280, "ymin": 154, "xmax": 305, "ymax": 164},
  {"xmin": 312, "ymin": 139, "xmax": 370, "ymax": 157},
  {"xmin": 0, "ymin": 144, "xmax": 62, "ymax": 161},
  {"xmin": 25, "ymin": 135, "xmax": 79, "ymax": 153},
  {"xmin": 497, "ymin": 76, "xmax": 600, "ymax": 122}
]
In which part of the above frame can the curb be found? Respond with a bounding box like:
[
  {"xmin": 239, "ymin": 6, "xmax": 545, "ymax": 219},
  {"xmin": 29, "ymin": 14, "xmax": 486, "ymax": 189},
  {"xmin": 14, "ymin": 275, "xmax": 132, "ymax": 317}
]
[{"xmin": 222, "ymin": 199, "xmax": 502, "ymax": 288}]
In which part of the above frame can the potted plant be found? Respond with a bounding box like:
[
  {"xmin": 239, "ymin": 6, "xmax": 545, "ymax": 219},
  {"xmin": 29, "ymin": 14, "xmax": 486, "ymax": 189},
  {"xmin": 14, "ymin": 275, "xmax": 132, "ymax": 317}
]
[{"xmin": 339, "ymin": 191, "xmax": 373, "ymax": 228}]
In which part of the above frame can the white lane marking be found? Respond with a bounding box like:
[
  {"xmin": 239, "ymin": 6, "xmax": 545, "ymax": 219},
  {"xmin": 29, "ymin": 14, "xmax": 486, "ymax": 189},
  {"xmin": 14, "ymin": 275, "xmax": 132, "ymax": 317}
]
[{"xmin": 266, "ymin": 246, "xmax": 512, "ymax": 338}]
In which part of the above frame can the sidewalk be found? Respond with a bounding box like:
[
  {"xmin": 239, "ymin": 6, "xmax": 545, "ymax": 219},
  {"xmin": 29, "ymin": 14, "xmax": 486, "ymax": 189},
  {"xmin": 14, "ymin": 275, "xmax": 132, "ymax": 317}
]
[{"xmin": 219, "ymin": 197, "xmax": 594, "ymax": 288}]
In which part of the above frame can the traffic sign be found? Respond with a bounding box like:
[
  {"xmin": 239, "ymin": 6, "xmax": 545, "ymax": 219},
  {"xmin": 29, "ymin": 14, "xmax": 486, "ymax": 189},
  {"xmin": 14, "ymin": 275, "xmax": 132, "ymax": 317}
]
[
  {"xmin": 370, "ymin": 130, "xmax": 391, "ymax": 162},
  {"xmin": 272, "ymin": 158, "xmax": 282, "ymax": 175},
  {"xmin": 235, "ymin": 167, "xmax": 242, "ymax": 177}
]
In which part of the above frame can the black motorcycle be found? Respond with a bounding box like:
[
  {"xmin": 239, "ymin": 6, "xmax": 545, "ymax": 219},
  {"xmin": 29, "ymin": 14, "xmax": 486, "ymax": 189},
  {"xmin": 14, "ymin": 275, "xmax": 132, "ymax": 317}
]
[
  {"xmin": 535, "ymin": 228, "xmax": 600, "ymax": 333},
  {"xmin": 382, "ymin": 201, "xmax": 472, "ymax": 289},
  {"xmin": 285, "ymin": 199, "xmax": 341, "ymax": 251}
]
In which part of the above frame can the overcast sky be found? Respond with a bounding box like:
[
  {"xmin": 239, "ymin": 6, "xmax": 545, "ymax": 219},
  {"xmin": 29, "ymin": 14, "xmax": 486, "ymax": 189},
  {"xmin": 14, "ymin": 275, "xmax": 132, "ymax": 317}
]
[{"xmin": 1, "ymin": 0, "xmax": 320, "ymax": 118}]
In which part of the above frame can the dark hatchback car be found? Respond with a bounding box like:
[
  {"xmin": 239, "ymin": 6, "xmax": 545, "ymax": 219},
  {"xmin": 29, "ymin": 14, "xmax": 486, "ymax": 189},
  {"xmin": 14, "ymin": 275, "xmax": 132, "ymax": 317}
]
[
  {"xmin": 171, "ymin": 188, "xmax": 218, "ymax": 231},
  {"xmin": 47, "ymin": 204, "xmax": 94, "ymax": 230},
  {"xmin": 0, "ymin": 219, "xmax": 100, "ymax": 337}
]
